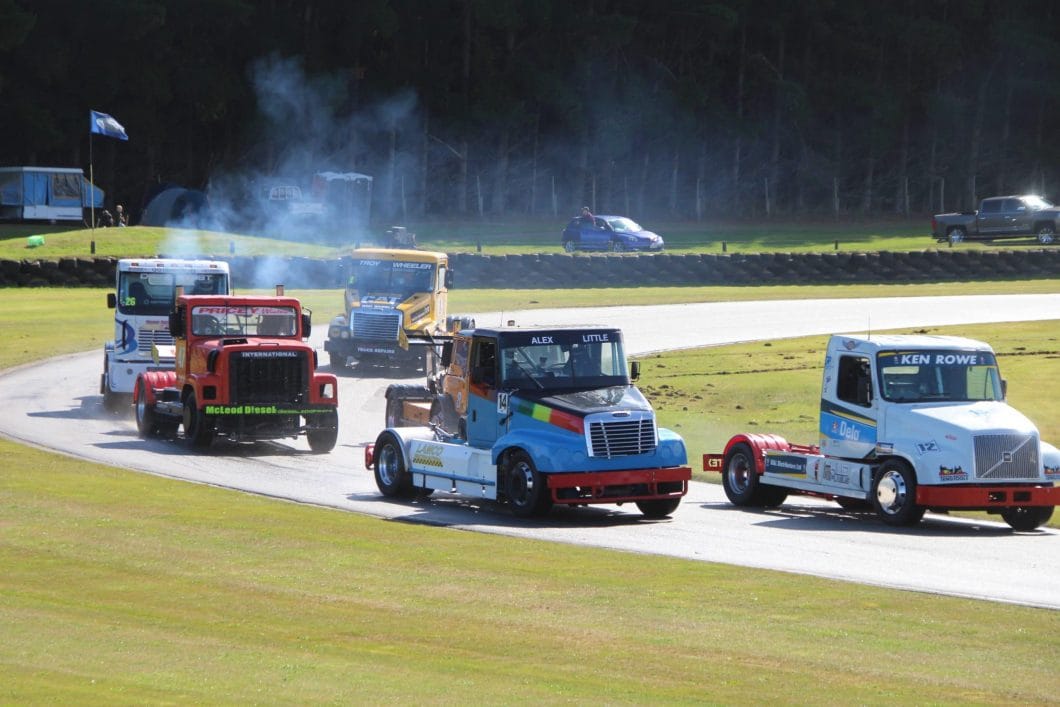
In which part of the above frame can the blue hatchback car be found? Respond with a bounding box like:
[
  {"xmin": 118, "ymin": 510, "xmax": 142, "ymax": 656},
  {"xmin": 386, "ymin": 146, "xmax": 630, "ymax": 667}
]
[{"xmin": 561, "ymin": 214, "xmax": 665, "ymax": 252}]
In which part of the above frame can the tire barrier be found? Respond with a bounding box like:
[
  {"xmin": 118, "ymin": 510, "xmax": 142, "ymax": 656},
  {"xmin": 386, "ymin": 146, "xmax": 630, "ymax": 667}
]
[{"xmin": 1, "ymin": 249, "xmax": 1058, "ymax": 289}]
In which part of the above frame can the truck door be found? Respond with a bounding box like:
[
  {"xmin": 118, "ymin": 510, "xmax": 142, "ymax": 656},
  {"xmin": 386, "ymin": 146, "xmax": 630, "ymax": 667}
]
[
  {"xmin": 1003, "ymin": 197, "xmax": 1029, "ymax": 234},
  {"xmin": 976, "ymin": 198, "xmax": 1006, "ymax": 235},
  {"xmin": 466, "ymin": 336, "xmax": 503, "ymax": 449},
  {"xmin": 820, "ymin": 352, "xmax": 878, "ymax": 459}
]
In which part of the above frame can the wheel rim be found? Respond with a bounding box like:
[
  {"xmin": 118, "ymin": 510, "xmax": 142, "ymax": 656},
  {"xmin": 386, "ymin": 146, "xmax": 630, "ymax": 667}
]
[
  {"xmin": 949, "ymin": 230, "xmax": 964, "ymax": 244},
  {"xmin": 377, "ymin": 444, "xmax": 401, "ymax": 487},
  {"xmin": 1038, "ymin": 230, "xmax": 1055, "ymax": 245},
  {"xmin": 509, "ymin": 459, "xmax": 535, "ymax": 506},
  {"xmin": 875, "ymin": 469, "xmax": 908, "ymax": 515},
  {"xmin": 612, "ymin": 241, "xmax": 625, "ymax": 252},
  {"xmin": 726, "ymin": 454, "xmax": 752, "ymax": 494},
  {"xmin": 563, "ymin": 240, "xmax": 575, "ymax": 252}
]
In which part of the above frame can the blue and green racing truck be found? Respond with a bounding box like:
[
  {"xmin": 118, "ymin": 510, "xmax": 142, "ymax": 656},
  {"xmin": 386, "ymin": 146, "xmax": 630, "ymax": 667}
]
[{"xmin": 366, "ymin": 325, "xmax": 691, "ymax": 518}]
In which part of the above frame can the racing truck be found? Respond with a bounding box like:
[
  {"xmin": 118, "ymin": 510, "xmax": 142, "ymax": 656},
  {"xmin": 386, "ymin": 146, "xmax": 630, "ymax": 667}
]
[
  {"xmin": 101, "ymin": 258, "xmax": 230, "ymax": 410},
  {"xmin": 704, "ymin": 334, "xmax": 1060, "ymax": 530},
  {"xmin": 133, "ymin": 287, "xmax": 339, "ymax": 452},
  {"xmin": 366, "ymin": 325, "xmax": 692, "ymax": 518},
  {"xmin": 325, "ymin": 248, "xmax": 451, "ymax": 371}
]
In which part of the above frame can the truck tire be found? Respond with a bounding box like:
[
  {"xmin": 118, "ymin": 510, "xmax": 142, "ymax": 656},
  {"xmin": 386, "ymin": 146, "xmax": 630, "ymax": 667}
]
[
  {"xmin": 947, "ymin": 227, "xmax": 966, "ymax": 244},
  {"xmin": 871, "ymin": 459, "xmax": 925, "ymax": 526},
  {"xmin": 306, "ymin": 410, "xmax": 338, "ymax": 453},
  {"xmin": 135, "ymin": 378, "xmax": 160, "ymax": 438},
  {"xmin": 328, "ymin": 352, "xmax": 348, "ymax": 370},
  {"xmin": 505, "ymin": 451, "xmax": 553, "ymax": 517},
  {"xmin": 1035, "ymin": 224, "xmax": 1056, "ymax": 245},
  {"xmin": 636, "ymin": 498, "xmax": 681, "ymax": 518},
  {"xmin": 1000, "ymin": 506, "xmax": 1053, "ymax": 531},
  {"xmin": 720, "ymin": 443, "xmax": 786, "ymax": 507},
  {"xmin": 182, "ymin": 392, "xmax": 215, "ymax": 449},
  {"xmin": 384, "ymin": 384, "xmax": 431, "ymax": 427},
  {"xmin": 373, "ymin": 431, "xmax": 415, "ymax": 498}
]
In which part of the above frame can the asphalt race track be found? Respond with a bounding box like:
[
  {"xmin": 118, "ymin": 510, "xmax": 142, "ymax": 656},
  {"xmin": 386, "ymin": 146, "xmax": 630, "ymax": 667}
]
[{"xmin": 2, "ymin": 294, "xmax": 1058, "ymax": 608}]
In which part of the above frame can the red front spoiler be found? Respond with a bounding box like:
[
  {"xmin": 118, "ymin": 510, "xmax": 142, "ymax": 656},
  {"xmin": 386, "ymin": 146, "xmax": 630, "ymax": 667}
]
[
  {"xmin": 546, "ymin": 466, "xmax": 691, "ymax": 506},
  {"xmin": 918, "ymin": 483, "xmax": 1060, "ymax": 509}
]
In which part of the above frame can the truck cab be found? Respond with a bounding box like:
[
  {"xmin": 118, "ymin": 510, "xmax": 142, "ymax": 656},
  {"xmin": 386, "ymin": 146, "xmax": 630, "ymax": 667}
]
[
  {"xmin": 708, "ymin": 334, "xmax": 1060, "ymax": 530},
  {"xmin": 133, "ymin": 290, "xmax": 339, "ymax": 453},
  {"xmin": 325, "ymin": 248, "xmax": 451, "ymax": 371},
  {"xmin": 101, "ymin": 258, "xmax": 230, "ymax": 410},
  {"xmin": 370, "ymin": 326, "xmax": 691, "ymax": 518}
]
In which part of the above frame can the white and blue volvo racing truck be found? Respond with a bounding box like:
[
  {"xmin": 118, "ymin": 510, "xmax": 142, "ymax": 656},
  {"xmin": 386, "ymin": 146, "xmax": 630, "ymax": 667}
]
[
  {"xmin": 706, "ymin": 334, "xmax": 1060, "ymax": 530},
  {"xmin": 101, "ymin": 258, "xmax": 230, "ymax": 410}
]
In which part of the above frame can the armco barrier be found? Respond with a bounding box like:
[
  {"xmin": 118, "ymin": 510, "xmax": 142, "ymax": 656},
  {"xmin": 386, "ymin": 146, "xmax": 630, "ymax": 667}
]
[{"xmin": 0, "ymin": 250, "xmax": 1058, "ymax": 289}]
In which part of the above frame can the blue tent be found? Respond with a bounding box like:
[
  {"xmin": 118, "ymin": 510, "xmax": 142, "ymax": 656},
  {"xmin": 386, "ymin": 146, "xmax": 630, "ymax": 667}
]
[{"xmin": 0, "ymin": 166, "xmax": 104, "ymax": 222}]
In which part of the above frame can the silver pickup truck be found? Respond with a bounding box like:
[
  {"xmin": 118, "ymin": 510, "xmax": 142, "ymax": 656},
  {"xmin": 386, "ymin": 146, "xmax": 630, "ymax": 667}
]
[{"xmin": 932, "ymin": 194, "xmax": 1059, "ymax": 245}]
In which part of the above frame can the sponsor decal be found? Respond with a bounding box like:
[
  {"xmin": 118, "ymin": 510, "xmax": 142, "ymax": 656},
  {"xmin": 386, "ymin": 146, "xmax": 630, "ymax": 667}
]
[
  {"xmin": 241, "ymin": 350, "xmax": 301, "ymax": 358},
  {"xmin": 945, "ymin": 434, "xmax": 958, "ymax": 441},
  {"xmin": 412, "ymin": 443, "xmax": 445, "ymax": 468},
  {"xmin": 513, "ymin": 398, "xmax": 584, "ymax": 434},
  {"xmin": 392, "ymin": 261, "xmax": 433, "ymax": 270},
  {"xmin": 916, "ymin": 440, "xmax": 940, "ymax": 455},
  {"xmin": 582, "ymin": 333, "xmax": 610, "ymax": 342},
  {"xmin": 822, "ymin": 463, "xmax": 849, "ymax": 485},
  {"xmin": 892, "ymin": 353, "xmax": 985, "ymax": 365},
  {"xmin": 531, "ymin": 335, "xmax": 555, "ymax": 344},
  {"xmin": 765, "ymin": 454, "xmax": 807, "ymax": 476},
  {"xmin": 842, "ymin": 339, "xmax": 858, "ymax": 351},
  {"xmin": 204, "ymin": 404, "xmax": 332, "ymax": 416},
  {"xmin": 1044, "ymin": 465, "xmax": 1060, "ymax": 478},
  {"xmin": 939, "ymin": 465, "xmax": 969, "ymax": 482},
  {"xmin": 875, "ymin": 442, "xmax": 894, "ymax": 455}
]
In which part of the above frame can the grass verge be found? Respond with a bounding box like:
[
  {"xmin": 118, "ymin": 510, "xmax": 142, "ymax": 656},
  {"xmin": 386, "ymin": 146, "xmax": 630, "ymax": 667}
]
[{"xmin": 2, "ymin": 438, "xmax": 1058, "ymax": 703}]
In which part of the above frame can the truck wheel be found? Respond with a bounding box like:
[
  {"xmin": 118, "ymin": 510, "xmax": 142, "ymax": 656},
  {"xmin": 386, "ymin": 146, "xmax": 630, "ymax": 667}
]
[
  {"xmin": 135, "ymin": 378, "xmax": 159, "ymax": 438},
  {"xmin": 1000, "ymin": 506, "xmax": 1053, "ymax": 531},
  {"xmin": 636, "ymin": 498, "xmax": 681, "ymax": 518},
  {"xmin": 721, "ymin": 443, "xmax": 761, "ymax": 506},
  {"xmin": 871, "ymin": 459, "xmax": 925, "ymax": 526},
  {"xmin": 1035, "ymin": 225, "xmax": 1056, "ymax": 245},
  {"xmin": 373, "ymin": 431, "xmax": 414, "ymax": 498},
  {"xmin": 102, "ymin": 383, "xmax": 124, "ymax": 413},
  {"xmin": 947, "ymin": 227, "xmax": 966, "ymax": 244},
  {"xmin": 505, "ymin": 451, "xmax": 552, "ymax": 517},
  {"xmin": 328, "ymin": 352, "xmax": 348, "ymax": 370},
  {"xmin": 306, "ymin": 410, "xmax": 338, "ymax": 453},
  {"xmin": 182, "ymin": 392, "xmax": 215, "ymax": 449}
]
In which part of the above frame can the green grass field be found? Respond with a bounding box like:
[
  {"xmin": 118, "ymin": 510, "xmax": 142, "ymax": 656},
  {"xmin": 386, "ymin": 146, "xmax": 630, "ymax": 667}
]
[
  {"xmin": 2, "ymin": 217, "xmax": 1051, "ymax": 260},
  {"xmin": 2, "ymin": 272, "xmax": 1059, "ymax": 701}
]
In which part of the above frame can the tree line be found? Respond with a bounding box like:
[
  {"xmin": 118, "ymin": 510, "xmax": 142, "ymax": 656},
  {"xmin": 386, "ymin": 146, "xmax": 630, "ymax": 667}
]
[{"xmin": 1, "ymin": 0, "xmax": 1058, "ymax": 225}]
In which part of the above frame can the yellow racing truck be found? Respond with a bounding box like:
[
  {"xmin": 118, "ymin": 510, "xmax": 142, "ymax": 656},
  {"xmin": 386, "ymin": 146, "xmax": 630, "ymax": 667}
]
[{"xmin": 325, "ymin": 248, "xmax": 454, "ymax": 371}]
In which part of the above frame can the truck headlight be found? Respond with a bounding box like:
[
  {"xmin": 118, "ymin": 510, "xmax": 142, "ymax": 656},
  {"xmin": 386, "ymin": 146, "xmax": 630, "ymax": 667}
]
[{"xmin": 328, "ymin": 326, "xmax": 341, "ymax": 338}]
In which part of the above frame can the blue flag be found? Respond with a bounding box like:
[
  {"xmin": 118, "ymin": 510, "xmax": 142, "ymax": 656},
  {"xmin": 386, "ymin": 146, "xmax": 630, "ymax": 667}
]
[{"xmin": 89, "ymin": 110, "xmax": 129, "ymax": 141}]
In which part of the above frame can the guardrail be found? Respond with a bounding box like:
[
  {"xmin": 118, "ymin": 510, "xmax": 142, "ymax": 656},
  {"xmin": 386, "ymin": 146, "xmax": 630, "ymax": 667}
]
[{"xmin": 1, "ymin": 250, "xmax": 1058, "ymax": 288}]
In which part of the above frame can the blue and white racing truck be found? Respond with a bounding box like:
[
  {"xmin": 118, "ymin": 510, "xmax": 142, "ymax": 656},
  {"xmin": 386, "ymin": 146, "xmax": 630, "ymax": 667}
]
[{"xmin": 101, "ymin": 258, "xmax": 230, "ymax": 410}]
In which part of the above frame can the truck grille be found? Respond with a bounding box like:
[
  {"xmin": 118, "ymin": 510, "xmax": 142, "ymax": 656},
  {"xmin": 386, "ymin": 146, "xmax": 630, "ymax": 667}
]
[
  {"xmin": 587, "ymin": 415, "xmax": 657, "ymax": 458},
  {"xmin": 974, "ymin": 433, "xmax": 1039, "ymax": 480},
  {"xmin": 137, "ymin": 327, "xmax": 174, "ymax": 355},
  {"xmin": 353, "ymin": 310, "xmax": 401, "ymax": 341},
  {"xmin": 229, "ymin": 350, "xmax": 308, "ymax": 405}
]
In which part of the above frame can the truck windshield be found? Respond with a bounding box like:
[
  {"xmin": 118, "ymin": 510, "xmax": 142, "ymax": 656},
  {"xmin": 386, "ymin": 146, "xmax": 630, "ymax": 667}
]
[
  {"xmin": 499, "ymin": 331, "xmax": 628, "ymax": 390},
  {"xmin": 349, "ymin": 260, "xmax": 435, "ymax": 298},
  {"xmin": 191, "ymin": 304, "xmax": 298, "ymax": 337},
  {"xmin": 118, "ymin": 272, "xmax": 229, "ymax": 315},
  {"xmin": 877, "ymin": 349, "xmax": 1003, "ymax": 403}
]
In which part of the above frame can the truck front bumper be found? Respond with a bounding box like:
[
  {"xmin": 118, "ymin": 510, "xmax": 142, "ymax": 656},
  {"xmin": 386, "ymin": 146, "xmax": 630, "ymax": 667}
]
[
  {"xmin": 546, "ymin": 466, "xmax": 691, "ymax": 505},
  {"xmin": 917, "ymin": 483, "xmax": 1060, "ymax": 509}
]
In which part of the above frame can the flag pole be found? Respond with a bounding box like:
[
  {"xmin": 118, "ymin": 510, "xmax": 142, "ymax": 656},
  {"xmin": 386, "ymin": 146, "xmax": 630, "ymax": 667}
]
[{"xmin": 89, "ymin": 128, "xmax": 95, "ymax": 232}]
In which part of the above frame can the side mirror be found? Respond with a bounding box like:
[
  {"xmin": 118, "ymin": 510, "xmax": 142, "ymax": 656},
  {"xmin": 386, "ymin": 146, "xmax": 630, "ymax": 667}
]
[
  {"xmin": 444, "ymin": 269, "xmax": 454, "ymax": 289},
  {"xmin": 302, "ymin": 312, "xmax": 312, "ymax": 339},
  {"xmin": 441, "ymin": 341, "xmax": 453, "ymax": 368},
  {"xmin": 1001, "ymin": 379, "xmax": 1008, "ymax": 399},
  {"xmin": 106, "ymin": 293, "xmax": 116, "ymax": 309},
  {"xmin": 630, "ymin": 360, "xmax": 640, "ymax": 382},
  {"xmin": 168, "ymin": 308, "xmax": 185, "ymax": 338}
]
